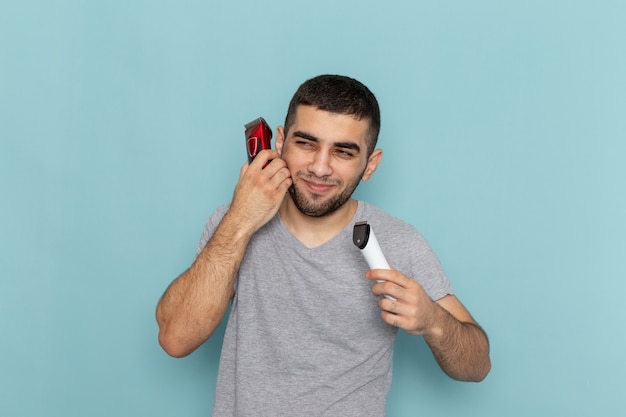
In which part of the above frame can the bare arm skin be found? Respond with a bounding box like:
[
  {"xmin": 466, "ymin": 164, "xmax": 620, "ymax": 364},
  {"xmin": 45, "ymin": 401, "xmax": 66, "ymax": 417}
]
[
  {"xmin": 156, "ymin": 151, "xmax": 292, "ymax": 357},
  {"xmin": 367, "ymin": 269, "xmax": 491, "ymax": 382},
  {"xmin": 421, "ymin": 295, "xmax": 491, "ymax": 381}
]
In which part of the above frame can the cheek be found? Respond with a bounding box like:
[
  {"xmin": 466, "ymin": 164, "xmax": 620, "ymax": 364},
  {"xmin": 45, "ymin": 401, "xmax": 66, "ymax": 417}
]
[
  {"xmin": 280, "ymin": 146, "xmax": 307, "ymax": 168},
  {"xmin": 278, "ymin": 152, "xmax": 298, "ymax": 176},
  {"xmin": 279, "ymin": 150, "xmax": 294, "ymax": 170},
  {"xmin": 332, "ymin": 166, "xmax": 357, "ymax": 186},
  {"xmin": 278, "ymin": 140, "xmax": 295, "ymax": 159}
]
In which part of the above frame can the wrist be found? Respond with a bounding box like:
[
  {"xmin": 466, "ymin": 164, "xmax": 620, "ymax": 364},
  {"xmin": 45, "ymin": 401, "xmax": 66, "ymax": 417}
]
[
  {"xmin": 221, "ymin": 210, "xmax": 257, "ymax": 241},
  {"xmin": 421, "ymin": 302, "xmax": 450, "ymax": 338}
]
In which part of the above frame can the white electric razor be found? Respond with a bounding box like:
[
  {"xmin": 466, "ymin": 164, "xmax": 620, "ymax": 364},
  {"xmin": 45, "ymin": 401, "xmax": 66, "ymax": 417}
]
[{"xmin": 353, "ymin": 221, "xmax": 395, "ymax": 300}]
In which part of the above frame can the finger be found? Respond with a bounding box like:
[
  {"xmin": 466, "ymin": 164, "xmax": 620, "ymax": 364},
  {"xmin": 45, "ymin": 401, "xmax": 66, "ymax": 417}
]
[
  {"xmin": 379, "ymin": 295, "xmax": 422, "ymax": 326},
  {"xmin": 366, "ymin": 269, "xmax": 410, "ymax": 289},
  {"xmin": 239, "ymin": 161, "xmax": 250, "ymax": 178},
  {"xmin": 249, "ymin": 149, "xmax": 279, "ymax": 170},
  {"xmin": 277, "ymin": 178, "xmax": 293, "ymax": 195},
  {"xmin": 276, "ymin": 168, "xmax": 293, "ymax": 188},
  {"xmin": 378, "ymin": 295, "xmax": 400, "ymax": 314},
  {"xmin": 261, "ymin": 156, "xmax": 289, "ymax": 183},
  {"xmin": 269, "ymin": 167, "xmax": 292, "ymax": 194},
  {"xmin": 364, "ymin": 268, "xmax": 393, "ymax": 282},
  {"xmin": 379, "ymin": 307, "xmax": 407, "ymax": 327},
  {"xmin": 370, "ymin": 280, "xmax": 403, "ymax": 303}
]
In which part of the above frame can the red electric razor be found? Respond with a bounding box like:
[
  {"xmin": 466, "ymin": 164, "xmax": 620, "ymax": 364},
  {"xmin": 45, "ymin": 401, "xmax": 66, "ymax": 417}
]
[{"xmin": 244, "ymin": 117, "xmax": 273, "ymax": 163}]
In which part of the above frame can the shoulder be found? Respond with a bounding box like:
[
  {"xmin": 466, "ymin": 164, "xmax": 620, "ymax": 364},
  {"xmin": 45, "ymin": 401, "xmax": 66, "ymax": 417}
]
[
  {"xmin": 195, "ymin": 203, "xmax": 231, "ymax": 255},
  {"xmin": 357, "ymin": 201, "xmax": 452, "ymax": 298},
  {"xmin": 357, "ymin": 201, "xmax": 420, "ymax": 239},
  {"xmin": 356, "ymin": 200, "xmax": 438, "ymax": 264}
]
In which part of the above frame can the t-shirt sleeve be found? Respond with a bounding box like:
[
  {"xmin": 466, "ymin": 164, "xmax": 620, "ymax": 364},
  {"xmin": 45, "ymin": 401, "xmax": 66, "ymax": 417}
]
[
  {"xmin": 373, "ymin": 209, "xmax": 454, "ymax": 301},
  {"xmin": 404, "ymin": 229, "xmax": 453, "ymax": 301},
  {"xmin": 195, "ymin": 204, "xmax": 230, "ymax": 259}
]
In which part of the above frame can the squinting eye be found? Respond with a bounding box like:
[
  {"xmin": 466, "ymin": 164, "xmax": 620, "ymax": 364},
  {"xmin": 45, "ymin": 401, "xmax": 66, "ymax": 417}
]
[{"xmin": 336, "ymin": 149, "xmax": 354, "ymax": 158}]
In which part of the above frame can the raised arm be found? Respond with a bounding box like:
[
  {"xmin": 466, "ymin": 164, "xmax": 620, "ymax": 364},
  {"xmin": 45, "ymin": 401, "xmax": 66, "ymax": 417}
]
[
  {"xmin": 367, "ymin": 270, "xmax": 491, "ymax": 381},
  {"xmin": 156, "ymin": 151, "xmax": 292, "ymax": 357}
]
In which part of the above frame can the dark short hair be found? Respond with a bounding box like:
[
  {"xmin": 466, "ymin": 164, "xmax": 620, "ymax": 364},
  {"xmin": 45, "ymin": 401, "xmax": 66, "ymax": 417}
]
[{"xmin": 283, "ymin": 75, "xmax": 381, "ymax": 155}]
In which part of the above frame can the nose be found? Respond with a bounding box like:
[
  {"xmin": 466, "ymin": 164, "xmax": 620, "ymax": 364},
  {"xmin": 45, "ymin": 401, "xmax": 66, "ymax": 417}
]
[{"xmin": 308, "ymin": 149, "xmax": 333, "ymax": 178}]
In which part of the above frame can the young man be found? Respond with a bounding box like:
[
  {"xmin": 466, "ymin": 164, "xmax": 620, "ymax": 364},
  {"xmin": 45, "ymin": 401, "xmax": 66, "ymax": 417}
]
[{"xmin": 156, "ymin": 75, "xmax": 491, "ymax": 416}]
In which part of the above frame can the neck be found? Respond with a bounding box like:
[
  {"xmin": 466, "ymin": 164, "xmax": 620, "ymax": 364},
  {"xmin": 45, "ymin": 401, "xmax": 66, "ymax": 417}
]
[{"xmin": 278, "ymin": 196, "xmax": 358, "ymax": 248}]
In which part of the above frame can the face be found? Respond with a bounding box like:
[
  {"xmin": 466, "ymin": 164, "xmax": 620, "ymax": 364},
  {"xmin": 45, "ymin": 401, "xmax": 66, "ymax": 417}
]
[{"xmin": 276, "ymin": 105, "xmax": 382, "ymax": 218}]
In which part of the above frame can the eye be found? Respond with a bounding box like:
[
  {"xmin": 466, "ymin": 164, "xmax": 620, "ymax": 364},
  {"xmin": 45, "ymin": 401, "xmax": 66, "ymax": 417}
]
[
  {"xmin": 296, "ymin": 140, "xmax": 315, "ymax": 149},
  {"xmin": 335, "ymin": 148, "xmax": 355, "ymax": 158}
]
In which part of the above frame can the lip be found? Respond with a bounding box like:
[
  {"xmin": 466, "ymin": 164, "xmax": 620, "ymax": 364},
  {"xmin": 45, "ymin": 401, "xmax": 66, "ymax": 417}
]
[{"xmin": 302, "ymin": 179, "xmax": 335, "ymax": 194}]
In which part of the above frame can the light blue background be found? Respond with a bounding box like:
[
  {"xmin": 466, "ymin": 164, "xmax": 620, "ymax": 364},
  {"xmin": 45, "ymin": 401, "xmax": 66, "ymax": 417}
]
[{"xmin": 1, "ymin": 1, "xmax": 624, "ymax": 416}]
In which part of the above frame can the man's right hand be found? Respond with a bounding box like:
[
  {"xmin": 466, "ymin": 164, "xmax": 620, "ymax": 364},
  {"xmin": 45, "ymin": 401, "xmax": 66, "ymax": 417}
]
[
  {"xmin": 156, "ymin": 150, "xmax": 291, "ymax": 357},
  {"xmin": 229, "ymin": 149, "xmax": 292, "ymax": 234}
]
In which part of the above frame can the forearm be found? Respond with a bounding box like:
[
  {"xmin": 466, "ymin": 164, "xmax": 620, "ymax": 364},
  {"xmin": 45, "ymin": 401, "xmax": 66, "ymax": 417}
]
[
  {"xmin": 423, "ymin": 304, "xmax": 491, "ymax": 382},
  {"xmin": 156, "ymin": 212, "xmax": 251, "ymax": 357}
]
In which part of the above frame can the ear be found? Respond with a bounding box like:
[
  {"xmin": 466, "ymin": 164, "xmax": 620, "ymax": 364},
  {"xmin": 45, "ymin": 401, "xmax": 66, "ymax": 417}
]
[
  {"xmin": 275, "ymin": 126, "xmax": 285, "ymax": 155},
  {"xmin": 361, "ymin": 149, "xmax": 383, "ymax": 181}
]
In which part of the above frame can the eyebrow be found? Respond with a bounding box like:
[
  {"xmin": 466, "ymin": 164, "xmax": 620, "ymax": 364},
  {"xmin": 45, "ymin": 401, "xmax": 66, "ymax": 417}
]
[{"xmin": 293, "ymin": 131, "xmax": 362, "ymax": 153}]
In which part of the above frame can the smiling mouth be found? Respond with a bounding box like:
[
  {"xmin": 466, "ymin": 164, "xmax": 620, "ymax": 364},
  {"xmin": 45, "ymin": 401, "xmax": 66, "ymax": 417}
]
[
  {"xmin": 301, "ymin": 178, "xmax": 337, "ymax": 194},
  {"xmin": 305, "ymin": 181, "xmax": 333, "ymax": 192}
]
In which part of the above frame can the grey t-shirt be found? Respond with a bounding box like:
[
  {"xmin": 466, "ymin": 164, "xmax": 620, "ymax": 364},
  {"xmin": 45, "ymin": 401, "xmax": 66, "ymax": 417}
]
[{"xmin": 196, "ymin": 201, "xmax": 453, "ymax": 416}]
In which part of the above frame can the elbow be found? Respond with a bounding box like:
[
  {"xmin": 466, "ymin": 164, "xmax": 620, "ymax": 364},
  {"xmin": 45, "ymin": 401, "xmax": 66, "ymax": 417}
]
[
  {"xmin": 158, "ymin": 329, "xmax": 194, "ymax": 358},
  {"xmin": 470, "ymin": 338, "xmax": 493, "ymax": 382},
  {"xmin": 468, "ymin": 359, "xmax": 491, "ymax": 382},
  {"xmin": 458, "ymin": 324, "xmax": 492, "ymax": 382},
  {"xmin": 156, "ymin": 314, "xmax": 194, "ymax": 358},
  {"xmin": 156, "ymin": 304, "xmax": 194, "ymax": 358},
  {"xmin": 479, "ymin": 358, "xmax": 492, "ymax": 381},
  {"xmin": 449, "ymin": 356, "xmax": 492, "ymax": 383},
  {"xmin": 155, "ymin": 300, "xmax": 224, "ymax": 358}
]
